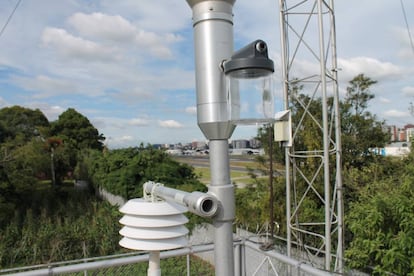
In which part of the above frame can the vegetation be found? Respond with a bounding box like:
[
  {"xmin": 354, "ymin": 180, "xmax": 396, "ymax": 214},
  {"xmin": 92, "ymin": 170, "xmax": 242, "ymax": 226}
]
[
  {"xmin": 61, "ymin": 255, "xmax": 213, "ymax": 275},
  {"xmin": 345, "ymin": 154, "xmax": 414, "ymax": 275},
  {"xmin": 0, "ymin": 185, "xmax": 120, "ymax": 268},
  {"xmin": 83, "ymin": 146, "xmax": 206, "ymax": 200},
  {"xmin": 238, "ymin": 74, "xmax": 413, "ymax": 275},
  {"xmin": 1, "ymin": 70, "xmax": 413, "ymax": 275},
  {"xmin": 341, "ymin": 74, "xmax": 389, "ymax": 168},
  {"xmin": 0, "ymin": 105, "xmax": 209, "ymax": 271}
]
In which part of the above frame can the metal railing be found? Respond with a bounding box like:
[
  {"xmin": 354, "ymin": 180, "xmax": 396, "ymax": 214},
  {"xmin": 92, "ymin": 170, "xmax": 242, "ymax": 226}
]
[{"xmin": 1, "ymin": 239, "xmax": 335, "ymax": 276}]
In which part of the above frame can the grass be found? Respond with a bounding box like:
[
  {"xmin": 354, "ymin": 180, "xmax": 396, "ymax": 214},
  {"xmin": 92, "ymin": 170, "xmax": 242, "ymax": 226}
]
[
  {"xmin": 194, "ymin": 166, "xmax": 261, "ymax": 186},
  {"xmin": 195, "ymin": 167, "xmax": 250, "ymax": 182},
  {"xmin": 176, "ymin": 156, "xmax": 280, "ymax": 186}
]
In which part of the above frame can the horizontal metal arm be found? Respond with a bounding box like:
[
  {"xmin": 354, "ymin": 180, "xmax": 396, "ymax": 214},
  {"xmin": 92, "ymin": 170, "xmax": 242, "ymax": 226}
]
[{"xmin": 143, "ymin": 181, "xmax": 218, "ymax": 218}]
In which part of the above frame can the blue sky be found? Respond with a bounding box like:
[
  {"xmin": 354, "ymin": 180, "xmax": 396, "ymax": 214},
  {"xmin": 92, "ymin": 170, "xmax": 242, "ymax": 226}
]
[{"xmin": 0, "ymin": 0, "xmax": 413, "ymax": 148}]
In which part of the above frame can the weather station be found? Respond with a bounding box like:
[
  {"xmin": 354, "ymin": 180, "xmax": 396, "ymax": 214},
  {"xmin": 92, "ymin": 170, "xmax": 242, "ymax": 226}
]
[
  {"xmin": 185, "ymin": 0, "xmax": 284, "ymax": 275},
  {"xmin": 118, "ymin": 1, "xmax": 289, "ymax": 275},
  {"xmin": 0, "ymin": 0, "xmax": 349, "ymax": 274},
  {"xmin": 116, "ymin": 0, "xmax": 348, "ymax": 275}
]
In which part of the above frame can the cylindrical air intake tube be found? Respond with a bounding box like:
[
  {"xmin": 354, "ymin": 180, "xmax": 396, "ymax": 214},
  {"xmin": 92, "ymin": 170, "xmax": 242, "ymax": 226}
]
[{"xmin": 144, "ymin": 181, "xmax": 218, "ymax": 218}]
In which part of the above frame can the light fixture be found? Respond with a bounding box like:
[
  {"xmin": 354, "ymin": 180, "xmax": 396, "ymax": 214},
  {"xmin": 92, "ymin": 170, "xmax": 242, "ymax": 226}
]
[{"xmin": 223, "ymin": 39, "xmax": 275, "ymax": 125}]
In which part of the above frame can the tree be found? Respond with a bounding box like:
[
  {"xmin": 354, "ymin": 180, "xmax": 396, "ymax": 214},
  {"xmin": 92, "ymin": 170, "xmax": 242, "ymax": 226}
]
[
  {"xmin": 45, "ymin": 137, "xmax": 63, "ymax": 186},
  {"xmin": 51, "ymin": 108, "xmax": 105, "ymax": 151},
  {"xmin": 341, "ymin": 75, "xmax": 389, "ymax": 168},
  {"xmin": 0, "ymin": 107, "xmax": 51, "ymax": 226},
  {"xmin": 5, "ymin": 140, "xmax": 49, "ymax": 189},
  {"xmin": 345, "ymin": 73, "xmax": 377, "ymax": 117},
  {"xmin": 250, "ymin": 74, "xmax": 390, "ymax": 248},
  {"xmin": 0, "ymin": 106, "xmax": 49, "ymax": 143},
  {"xmin": 249, "ymin": 81, "xmax": 328, "ymax": 239},
  {"xmin": 346, "ymin": 153, "xmax": 414, "ymax": 275},
  {"xmin": 51, "ymin": 108, "xmax": 105, "ymax": 173},
  {"xmin": 84, "ymin": 146, "xmax": 205, "ymax": 199}
]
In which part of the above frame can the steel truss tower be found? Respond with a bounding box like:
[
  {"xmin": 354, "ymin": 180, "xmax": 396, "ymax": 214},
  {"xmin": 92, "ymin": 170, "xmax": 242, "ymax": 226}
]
[{"xmin": 278, "ymin": 0, "xmax": 344, "ymax": 272}]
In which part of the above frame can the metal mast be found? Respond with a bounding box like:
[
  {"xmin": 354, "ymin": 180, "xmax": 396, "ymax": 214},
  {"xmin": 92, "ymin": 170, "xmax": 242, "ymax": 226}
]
[{"xmin": 278, "ymin": 0, "xmax": 344, "ymax": 272}]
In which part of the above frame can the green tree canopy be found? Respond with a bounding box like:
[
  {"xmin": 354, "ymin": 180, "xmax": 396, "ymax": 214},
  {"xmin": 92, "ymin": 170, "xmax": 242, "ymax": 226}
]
[
  {"xmin": 346, "ymin": 153, "xmax": 414, "ymax": 275},
  {"xmin": 341, "ymin": 74, "xmax": 389, "ymax": 168},
  {"xmin": 345, "ymin": 73, "xmax": 377, "ymax": 117},
  {"xmin": 251, "ymin": 74, "xmax": 392, "ymax": 252},
  {"xmin": 84, "ymin": 146, "xmax": 205, "ymax": 199},
  {"xmin": 0, "ymin": 106, "xmax": 49, "ymax": 143},
  {"xmin": 51, "ymin": 108, "xmax": 105, "ymax": 151}
]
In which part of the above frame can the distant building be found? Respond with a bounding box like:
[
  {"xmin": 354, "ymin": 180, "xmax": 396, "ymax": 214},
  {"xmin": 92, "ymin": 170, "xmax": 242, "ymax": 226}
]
[
  {"xmin": 249, "ymin": 138, "xmax": 261, "ymax": 149},
  {"xmin": 404, "ymin": 124, "xmax": 414, "ymax": 142},
  {"xmin": 192, "ymin": 141, "xmax": 208, "ymax": 150},
  {"xmin": 152, "ymin": 144, "xmax": 163, "ymax": 149},
  {"xmin": 386, "ymin": 125, "xmax": 398, "ymax": 142},
  {"xmin": 384, "ymin": 142, "xmax": 411, "ymax": 157},
  {"xmin": 232, "ymin": 139, "xmax": 249, "ymax": 149},
  {"xmin": 165, "ymin": 149, "xmax": 183, "ymax": 155},
  {"xmin": 399, "ymin": 129, "xmax": 406, "ymax": 142},
  {"xmin": 385, "ymin": 124, "xmax": 414, "ymax": 143}
]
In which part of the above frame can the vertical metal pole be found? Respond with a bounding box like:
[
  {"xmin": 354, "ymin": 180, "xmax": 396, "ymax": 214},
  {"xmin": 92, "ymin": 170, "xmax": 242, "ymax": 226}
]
[
  {"xmin": 209, "ymin": 140, "xmax": 235, "ymax": 276},
  {"xmin": 278, "ymin": 0, "xmax": 291, "ymax": 261},
  {"xmin": 278, "ymin": 0, "xmax": 343, "ymax": 272},
  {"xmin": 234, "ymin": 243, "xmax": 241, "ymax": 276},
  {"xmin": 186, "ymin": 1, "xmax": 236, "ymax": 275},
  {"xmin": 241, "ymin": 242, "xmax": 245, "ymax": 276},
  {"xmin": 316, "ymin": 0, "xmax": 331, "ymax": 270},
  {"xmin": 329, "ymin": 0, "xmax": 344, "ymax": 272},
  {"xmin": 148, "ymin": 251, "xmax": 161, "ymax": 276},
  {"xmin": 268, "ymin": 126, "xmax": 274, "ymax": 240},
  {"xmin": 187, "ymin": 254, "xmax": 191, "ymax": 276}
]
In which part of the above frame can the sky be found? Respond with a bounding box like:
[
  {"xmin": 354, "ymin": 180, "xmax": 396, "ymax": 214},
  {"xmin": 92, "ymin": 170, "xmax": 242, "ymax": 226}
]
[{"xmin": 0, "ymin": 0, "xmax": 413, "ymax": 148}]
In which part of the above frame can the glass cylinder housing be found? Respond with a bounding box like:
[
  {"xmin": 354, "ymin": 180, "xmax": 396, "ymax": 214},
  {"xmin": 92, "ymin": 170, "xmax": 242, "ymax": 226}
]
[
  {"xmin": 227, "ymin": 74, "xmax": 274, "ymax": 125},
  {"xmin": 223, "ymin": 39, "xmax": 275, "ymax": 125}
]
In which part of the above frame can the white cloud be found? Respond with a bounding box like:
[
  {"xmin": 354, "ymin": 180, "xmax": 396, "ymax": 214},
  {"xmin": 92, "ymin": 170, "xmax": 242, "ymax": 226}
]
[
  {"xmin": 68, "ymin": 12, "xmax": 177, "ymax": 59},
  {"xmin": 378, "ymin": 97, "xmax": 391, "ymax": 104},
  {"xmin": 68, "ymin": 12, "xmax": 137, "ymax": 42},
  {"xmin": 282, "ymin": 56, "xmax": 403, "ymax": 87},
  {"xmin": 129, "ymin": 118, "xmax": 150, "ymax": 126},
  {"xmin": 402, "ymin": 86, "xmax": 414, "ymax": 97},
  {"xmin": 2, "ymin": 0, "xmax": 414, "ymax": 146},
  {"xmin": 23, "ymin": 102, "xmax": 66, "ymax": 121},
  {"xmin": 105, "ymin": 135, "xmax": 135, "ymax": 148},
  {"xmin": 185, "ymin": 106, "xmax": 196, "ymax": 115},
  {"xmin": 392, "ymin": 27, "xmax": 414, "ymax": 61},
  {"xmin": 158, "ymin": 120, "xmax": 183, "ymax": 128},
  {"xmin": 12, "ymin": 75, "xmax": 78, "ymax": 97},
  {"xmin": 0, "ymin": 97, "xmax": 8, "ymax": 108},
  {"xmin": 383, "ymin": 109, "xmax": 410, "ymax": 118},
  {"xmin": 287, "ymin": 59, "xmax": 320, "ymax": 81},
  {"xmin": 119, "ymin": 135, "xmax": 134, "ymax": 142},
  {"xmin": 101, "ymin": 117, "xmax": 129, "ymax": 130},
  {"xmin": 132, "ymin": 30, "xmax": 176, "ymax": 59},
  {"xmin": 338, "ymin": 57, "xmax": 402, "ymax": 81},
  {"xmin": 41, "ymin": 27, "xmax": 119, "ymax": 62},
  {"xmin": 113, "ymin": 86, "xmax": 155, "ymax": 104},
  {"xmin": 106, "ymin": 1, "xmax": 190, "ymax": 33}
]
